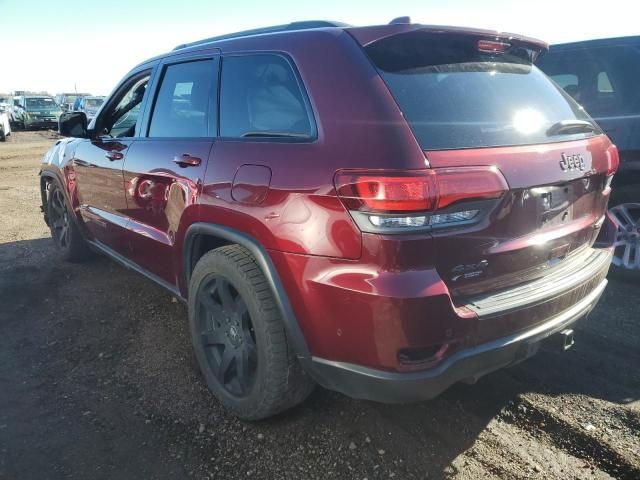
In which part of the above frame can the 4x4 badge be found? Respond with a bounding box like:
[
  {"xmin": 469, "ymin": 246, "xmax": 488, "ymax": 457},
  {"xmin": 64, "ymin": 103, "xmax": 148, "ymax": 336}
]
[{"xmin": 560, "ymin": 153, "xmax": 585, "ymax": 171}]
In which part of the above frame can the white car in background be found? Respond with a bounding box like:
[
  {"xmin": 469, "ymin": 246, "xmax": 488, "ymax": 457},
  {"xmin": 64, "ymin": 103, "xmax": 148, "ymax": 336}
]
[
  {"xmin": 0, "ymin": 97, "xmax": 15, "ymax": 123},
  {"xmin": 0, "ymin": 105, "xmax": 11, "ymax": 141}
]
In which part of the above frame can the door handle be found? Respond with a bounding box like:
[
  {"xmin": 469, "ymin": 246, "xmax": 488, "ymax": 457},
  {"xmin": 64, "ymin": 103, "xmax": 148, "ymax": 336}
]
[
  {"xmin": 105, "ymin": 151, "xmax": 124, "ymax": 161},
  {"xmin": 173, "ymin": 154, "xmax": 201, "ymax": 167}
]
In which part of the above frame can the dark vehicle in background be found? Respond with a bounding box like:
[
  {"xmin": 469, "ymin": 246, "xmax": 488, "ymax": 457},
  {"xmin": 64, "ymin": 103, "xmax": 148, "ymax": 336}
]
[
  {"xmin": 537, "ymin": 36, "xmax": 640, "ymax": 279},
  {"xmin": 41, "ymin": 20, "xmax": 617, "ymax": 419},
  {"xmin": 55, "ymin": 92, "xmax": 91, "ymax": 112},
  {"xmin": 14, "ymin": 95, "xmax": 62, "ymax": 129},
  {"xmin": 75, "ymin": 96, "xmax": 105, "ymax": 122}
]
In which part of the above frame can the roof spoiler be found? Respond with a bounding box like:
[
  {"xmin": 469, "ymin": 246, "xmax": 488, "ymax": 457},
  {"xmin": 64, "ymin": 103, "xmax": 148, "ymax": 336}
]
[{"xmin": 347, "ymin": 23, "xmax": 548, "ymax": 55}]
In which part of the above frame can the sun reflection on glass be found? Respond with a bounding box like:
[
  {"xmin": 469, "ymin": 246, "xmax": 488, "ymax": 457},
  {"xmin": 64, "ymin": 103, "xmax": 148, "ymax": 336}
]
[{"xmin": 513, "ymin": 108, "xmax": 546, "ymax": 134}]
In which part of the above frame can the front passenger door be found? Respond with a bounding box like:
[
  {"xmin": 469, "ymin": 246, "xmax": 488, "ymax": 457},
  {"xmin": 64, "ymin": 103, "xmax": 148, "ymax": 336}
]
[{"xmin": 73, "ymin": 71, "xmax": 152, "ymax": 255}]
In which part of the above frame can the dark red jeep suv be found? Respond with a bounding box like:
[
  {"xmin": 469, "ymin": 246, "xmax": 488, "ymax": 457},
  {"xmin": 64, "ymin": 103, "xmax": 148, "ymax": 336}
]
[{"xmin": 40, "ymin": 20, "xmax": 618, "ymax": 419}]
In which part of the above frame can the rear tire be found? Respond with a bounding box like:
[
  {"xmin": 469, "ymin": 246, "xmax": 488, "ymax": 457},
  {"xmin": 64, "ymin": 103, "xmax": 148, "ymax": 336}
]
[
  {"xmin": 608, "ymin": 185, "xmax": 640, "ymax": 282},
  {"xmin": 188, "ymin": 245, "xmax": 314, "ymax": 420},
  {"xmin": 46, "ymin": 182, "xmax": 91, "ymax": 262}
]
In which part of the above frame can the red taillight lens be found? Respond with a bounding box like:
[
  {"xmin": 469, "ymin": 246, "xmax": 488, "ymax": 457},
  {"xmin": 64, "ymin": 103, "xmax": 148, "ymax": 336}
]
[
  {"xmin": 436, "ymin": 167, "xmax": 509, "ymax": 209},
  {"xmin": 335, "ymin": 167, "xmax": 508, "ymax": 213},
  {"xmin": 605, "ymin": 144, "xmax": 619, "ymax": 176},
  {"xmin": 336, "ymin": 171, "xmax": 437, "ymax": 213}
]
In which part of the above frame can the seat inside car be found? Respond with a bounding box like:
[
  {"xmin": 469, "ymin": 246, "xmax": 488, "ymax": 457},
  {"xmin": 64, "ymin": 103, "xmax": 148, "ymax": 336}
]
[{"xmin": 246, "ymin": 61, "xmax": 309, "ymax": 134}]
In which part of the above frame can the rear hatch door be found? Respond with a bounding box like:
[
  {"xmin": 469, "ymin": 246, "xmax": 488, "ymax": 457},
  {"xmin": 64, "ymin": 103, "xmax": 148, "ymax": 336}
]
[{"xmin": 357, "ymin": 26, "xmax": 613, "ymax": 298}]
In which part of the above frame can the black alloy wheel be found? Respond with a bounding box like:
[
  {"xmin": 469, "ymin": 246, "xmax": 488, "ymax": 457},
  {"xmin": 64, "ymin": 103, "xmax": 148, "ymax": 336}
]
[
  {"xmin": 49, "ymin": 187, "xmax": 71, "ymax": 249},
  {"xmin": 188, "ymin": 245, "xmax": 315, "ymax": 419},
  {"xmin": 46, "ymin": 182, "xmax": 91, "ymax": 262},
  {"xmin": 196, "ymin": 275, "xmax": 258, "ymax": 397}
]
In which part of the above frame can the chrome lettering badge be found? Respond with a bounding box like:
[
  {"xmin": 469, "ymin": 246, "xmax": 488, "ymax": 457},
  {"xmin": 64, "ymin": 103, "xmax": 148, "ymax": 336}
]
[
  {"xmin": 560, "ymin": 153, "xmax": 585, "ymax": 172},
  {"xmin": 451, "ymin": 259, "xmax": 489, "ymax": 282}
]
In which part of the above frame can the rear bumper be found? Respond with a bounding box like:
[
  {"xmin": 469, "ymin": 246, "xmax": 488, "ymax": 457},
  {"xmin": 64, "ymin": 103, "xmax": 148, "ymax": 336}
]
[{"xmin": 309, "ymin": 278, "xmax": 608, "ymax": 403}]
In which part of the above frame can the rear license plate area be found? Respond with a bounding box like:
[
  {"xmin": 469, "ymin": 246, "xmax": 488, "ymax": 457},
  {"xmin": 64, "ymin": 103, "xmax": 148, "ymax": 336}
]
[{"xmin": 535, "ymin": 184, "xmax": 574, "ymax": 228}]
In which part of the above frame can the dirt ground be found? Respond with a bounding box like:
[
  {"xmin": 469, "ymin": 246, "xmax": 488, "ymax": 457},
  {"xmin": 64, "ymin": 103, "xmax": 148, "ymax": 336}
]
[{"xmin": 0, "ymin": 130, "xmax": 638, "ymax": 480}]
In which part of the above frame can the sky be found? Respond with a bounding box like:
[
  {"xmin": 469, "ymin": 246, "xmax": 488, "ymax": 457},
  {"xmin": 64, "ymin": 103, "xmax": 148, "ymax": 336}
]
[{"xmin": 1, "ymin": 0, "xmax": 637, "ymax": 95}]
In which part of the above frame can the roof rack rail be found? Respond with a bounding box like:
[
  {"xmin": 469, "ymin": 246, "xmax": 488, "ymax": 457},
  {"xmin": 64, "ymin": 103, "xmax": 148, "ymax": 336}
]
[{"xmin": 173, "ymin": 20, "xmax": 350, "ymax": 51}]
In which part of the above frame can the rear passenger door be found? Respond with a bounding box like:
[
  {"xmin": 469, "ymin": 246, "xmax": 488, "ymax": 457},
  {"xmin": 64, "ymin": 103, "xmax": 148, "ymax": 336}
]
[{"xmin": 122, "ymin": 55, "xmax": 219, "ymax": 286}]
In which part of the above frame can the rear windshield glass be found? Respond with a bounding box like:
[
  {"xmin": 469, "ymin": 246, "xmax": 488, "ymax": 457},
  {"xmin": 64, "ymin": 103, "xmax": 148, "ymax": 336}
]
[{"xmin": 366, "ymin": 32, "xmax": 598, "ymax": 150}]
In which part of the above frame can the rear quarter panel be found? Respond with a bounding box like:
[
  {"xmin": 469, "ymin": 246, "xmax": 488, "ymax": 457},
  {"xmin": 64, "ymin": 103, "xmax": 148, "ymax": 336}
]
[{"xmin": 198, "ymin": 29, "xmax": 429, "ymax": 259}]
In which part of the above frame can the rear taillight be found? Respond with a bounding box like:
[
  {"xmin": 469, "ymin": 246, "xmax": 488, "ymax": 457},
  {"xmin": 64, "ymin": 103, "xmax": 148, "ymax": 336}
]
[
  {"xmin": 335, "ymin": 171, "xmax": 437, "ymax": 213},
  {"xmin": 335, "ymin": 167, "xmax": 508, "ymax": 233},
  {"xmin": 435, "ymin": 167, "xmax": 508, "ymax": 209},
  {"xmin": 605, "ymin": 144, "xmax": 619, "ymax": 177}
]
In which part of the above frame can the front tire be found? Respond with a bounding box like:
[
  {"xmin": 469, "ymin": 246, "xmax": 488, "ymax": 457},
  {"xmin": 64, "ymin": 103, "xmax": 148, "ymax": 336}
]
[
  {"xmin": 609, "ymin": 185, "xmax": 640, "ymax": 281},
  {"xmin": 46, "ymin": 182, "xmax": 91, "ymax": 262},
  {"xmin": 188, "ymin": 245, "xmax": 314, "ymax": 420}
]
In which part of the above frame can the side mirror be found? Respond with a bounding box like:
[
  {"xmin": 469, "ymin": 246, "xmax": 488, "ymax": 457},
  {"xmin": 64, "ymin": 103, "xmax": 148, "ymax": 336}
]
[{"xmin": 59, "ymin": 111, "xmax": 89, "ymax": 138}]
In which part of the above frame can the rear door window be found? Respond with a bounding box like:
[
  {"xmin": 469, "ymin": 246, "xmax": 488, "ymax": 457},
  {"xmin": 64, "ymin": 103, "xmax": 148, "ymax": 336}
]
[
  {"xmin": 219, "ymin": 54, "xmax": 313, "ymax": 139},
  {"xmin": 366, "ymin": 32, "xmax": 596, "ymax": 150},
  {"xmin": 148, "ymin": 59, "xmax": 217, "ymax": 138}
]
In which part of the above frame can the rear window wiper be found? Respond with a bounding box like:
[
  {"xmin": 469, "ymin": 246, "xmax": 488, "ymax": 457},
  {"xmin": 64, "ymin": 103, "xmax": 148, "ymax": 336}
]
[
  {"xmin": 241, "ymin": 131, "xmax": 309, "ymax": 138},
  {"xmin": 546, "ymin": 120, "xmax": 597, "ymax": 136}
]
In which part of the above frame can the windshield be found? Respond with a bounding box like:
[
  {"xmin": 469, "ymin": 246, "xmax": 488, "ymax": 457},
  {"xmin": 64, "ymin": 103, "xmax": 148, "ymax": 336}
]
[
  {"xmin": 25, "ymin": 98, "xmax": 58, "ymax": 109},
  {"xmin": 366, "ymin": 32, "xmax": 599, "ymax": 150},
  {"xmin": 85, "ymin": 98, "xmax": 104, "ymax": 108}
]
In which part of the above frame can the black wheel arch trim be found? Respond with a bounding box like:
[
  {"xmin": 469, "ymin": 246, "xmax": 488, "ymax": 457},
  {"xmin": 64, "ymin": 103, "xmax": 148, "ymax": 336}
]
[{"xmin": 183, "ymin": 222, "xmax": 312, "ymax": 364}]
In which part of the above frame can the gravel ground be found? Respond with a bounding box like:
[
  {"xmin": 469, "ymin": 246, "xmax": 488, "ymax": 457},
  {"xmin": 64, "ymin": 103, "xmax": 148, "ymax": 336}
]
[{"xmin": 0, "ymin": 131, "xmax": 638, "ymax": 480}]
